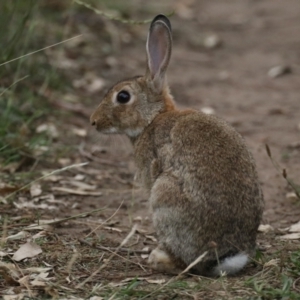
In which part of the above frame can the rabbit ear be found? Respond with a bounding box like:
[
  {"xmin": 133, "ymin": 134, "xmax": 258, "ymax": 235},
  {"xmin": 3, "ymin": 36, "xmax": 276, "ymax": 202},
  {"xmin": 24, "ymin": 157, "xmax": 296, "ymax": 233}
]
[{"xmin": 146, "ymin": 15, "xmax": 172, "ymax": 93}]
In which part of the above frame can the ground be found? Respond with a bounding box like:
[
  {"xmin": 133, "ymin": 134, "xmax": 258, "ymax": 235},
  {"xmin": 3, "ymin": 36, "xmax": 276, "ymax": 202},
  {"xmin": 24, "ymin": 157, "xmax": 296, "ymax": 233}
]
[{"xmin": 1, "ymin": 0, "xmax": 300, "ymax": 299}]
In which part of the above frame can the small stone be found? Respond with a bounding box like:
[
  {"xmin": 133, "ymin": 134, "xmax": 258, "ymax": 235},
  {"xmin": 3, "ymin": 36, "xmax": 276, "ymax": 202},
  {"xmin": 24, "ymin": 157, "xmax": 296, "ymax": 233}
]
[
  {"xmin": 204, "ymin": 34, "xmax": 222, "ymax": 49},
  {"xmin": 201, "ymin": 107, "xmax": 215, "ymax": 115},
  {"xmin": 258, "ymin": 224, "xmax": 274, "ymax": 233},
  {"xmin": 268, "ymin": 65, "xmax": 291, "ymax": 78},
  {"xmin": 286, "ymin": 192, "xmax": 298, "ymax": 201}
]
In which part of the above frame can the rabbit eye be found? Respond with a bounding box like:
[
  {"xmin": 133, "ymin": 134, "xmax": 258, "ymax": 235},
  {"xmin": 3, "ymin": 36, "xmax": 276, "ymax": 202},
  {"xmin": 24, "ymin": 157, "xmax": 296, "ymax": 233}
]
[{"xmin": 116, "ymin": 90, "xmax": 131, "ymax": 104}]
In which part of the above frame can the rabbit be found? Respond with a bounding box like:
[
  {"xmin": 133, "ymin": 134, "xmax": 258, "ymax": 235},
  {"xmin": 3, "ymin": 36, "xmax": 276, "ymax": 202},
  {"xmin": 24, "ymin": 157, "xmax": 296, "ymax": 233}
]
[{"xmin": 90, "ymin": 14, "xmax": 264, "ymax": 276}]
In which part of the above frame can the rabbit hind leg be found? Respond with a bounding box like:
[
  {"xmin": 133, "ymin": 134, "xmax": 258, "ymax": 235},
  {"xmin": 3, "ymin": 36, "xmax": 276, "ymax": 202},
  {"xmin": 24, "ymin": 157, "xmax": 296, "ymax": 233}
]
[{"xmin": 148, "ymin": 246, "xmax": 183, "ymax": 274}]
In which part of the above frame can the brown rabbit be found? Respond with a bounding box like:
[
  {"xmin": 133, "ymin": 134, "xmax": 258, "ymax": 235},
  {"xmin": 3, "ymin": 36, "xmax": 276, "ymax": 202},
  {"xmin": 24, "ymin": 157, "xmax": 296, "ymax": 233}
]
[{"xmin": 90, "ymin": 15, "xmax": 264, "ymax": 276}]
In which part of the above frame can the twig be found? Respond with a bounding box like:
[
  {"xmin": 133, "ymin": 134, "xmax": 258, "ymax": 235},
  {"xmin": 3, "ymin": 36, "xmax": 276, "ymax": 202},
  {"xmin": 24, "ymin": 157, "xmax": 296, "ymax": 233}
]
[
  {"xmin": 85, "ymin": 200, "xmax": 123, "ymax": 238},
  {"xmin": 265, "ymin": 144, "xmax": 300, "ymax": 199},
  {"xmin": 79, "ymin": 238, "xmax": 150, "ymax": 255},
  {"xmin": 44, "ymin": 207, "xmax": 108, "ymax": 226},
  {"xmin": 4, "ymin": 162, "xmax": 88, "ymax": 201},
  {"xmin": 79, "ymin": 145, "xmax": 121, "ymax": 167},
  {"xmin": 0, "ymin": 75, "xmax": 29, "ymax": 97},
  {"xmin": 73, "ymin": 0, "xmax": 174, "ymax": 24},
  {"xmin": 140, "ymin": 251, "xmax": 208, "ymax": 300},
  {"xmin": 0, "ymin": 35, "xmax": 82, "ymax": 67},
  {"xmin": 178, "ymin": 251, "xmax": 208, "ymax": 276},
  {"xmin": 75, "ymin": 224, "xmax": 138, "ymax": 289}
]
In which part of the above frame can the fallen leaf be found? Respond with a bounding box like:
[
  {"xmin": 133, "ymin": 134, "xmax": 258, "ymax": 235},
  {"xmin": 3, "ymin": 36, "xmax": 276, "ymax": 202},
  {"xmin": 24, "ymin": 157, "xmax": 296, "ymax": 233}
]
[
  {"xmin": 264, "ymin": 259, "xmax": 279, "ymax": 267},
  {"xmin": 41, "ymin": 174, "xmax": 62, "ymax": 182},
  {"xmin": 268, "ymin": 65, "xmax": 291, "ymax": 78},
  {"xmin": 6, "ymin": 231, "xmax": 30, "ymax": 241},
  {"xmin": 277, "ymin": 233, "xmax": 300, "ymax": 240},
  {"xmin": 0, "ymin": 186, "xmax": 19, "ymax": 196},
  {"xmin": 63, "ymin": 181, "xmax": 97, "ymax": 190},
  {"xmin": 145, "ymin": 278, "xmax": 166, "ymax": 284},
  {"xmin": 141, "ymin": 247, "xmax": 149, "ymax": 259},
  {"xmin": 201, "ymin": 107, "xmax": 215, "ymax": 115},
  {"xmin": 74, "ymin": 174, "xmax": 86, "ymax": 181},
  {"xmin": 204, "ymin": 34, "xmax": 222, "ymax": 49},
  {"xmin": 72, "ymin": 128, "xmax": 87, "ymax": 137},
  {"xmin": 25, "ymin": 219, "xmax": 58, "ymax": 231},
  {"xmin": 25, "ymin": 267, "xmax": 52, "ymax": 274},
  {"xmin": 30, "ymin": 280, "xmax": 46, "ymax": 286},
  {"xmin": 258, "ymin": 224, "xmax": 274, "ymax": 233},
  {"xmin": 58, "ymin": 158, "xmax": 71, "ymax": 166},
  {"xmin": 145, "ymin": 235, "xmax": 158, "ymax": 242},
  {"xmin": 0, "ymin": 251, "xmax": 9, "ymax": 257},
  {"xmin": 0, "ymin": 262, "xmax": 20, "ymax": 279},
  {"xmin": 89, "ymin": 297, "xmax": 104, "ymax": 300},
  {"xmin": 52, "ymin": 187, "xmax": 102, "ymax": 196},
  {"xmin": 103, "ymin": 226, "xmax": 122, "ymax": 233},
  {"xmin": 18, "ymin": 275, "xmax": 30, "ymax": 288},
  {"xmin": 12, "ymin": 240, "xmax": 43, "ymax": 261},
  {"xmin": 288, "ymin": 221, "xmax": 300, "ymax": 233},
  {"xmin": 36, "ymin": 123, "xmax": 59, "ymax": 138},
  {"xmin": 14, "ymin": 200, "xmax": 57, "ymax": 210},
  {"xmin": 30, "ymin": 183, "xmax": 42, "ymax": 197},
  {"xmin": 3, "ymin": 295, "xmax": 25, "ymax": 300},
  {"xmin": 32, "ymin": 231, "xmax": 47, "ymax": 239},
  {"xmin": 286, "ymin": 192, "xmax": 298, "ymax": 201}
]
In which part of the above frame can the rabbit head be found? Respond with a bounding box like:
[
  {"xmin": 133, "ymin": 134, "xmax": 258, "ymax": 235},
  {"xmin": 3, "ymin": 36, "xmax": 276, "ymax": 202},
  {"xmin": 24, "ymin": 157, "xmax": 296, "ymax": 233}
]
[{"xmin": 90, "ymin": 15, "xmax": 176, "ymax": 139}]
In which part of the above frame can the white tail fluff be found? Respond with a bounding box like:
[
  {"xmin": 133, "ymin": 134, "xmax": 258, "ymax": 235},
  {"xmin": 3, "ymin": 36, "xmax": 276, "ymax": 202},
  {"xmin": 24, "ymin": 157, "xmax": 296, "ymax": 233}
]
[{"xmin": 212, "ymin": 253, "xmax": 249, "ymax": 276}]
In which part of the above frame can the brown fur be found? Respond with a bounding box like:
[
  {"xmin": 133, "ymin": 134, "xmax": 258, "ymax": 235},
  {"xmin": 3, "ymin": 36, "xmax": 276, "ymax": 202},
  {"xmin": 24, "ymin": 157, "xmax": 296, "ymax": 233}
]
[{"xmin": 90, "ymin": 15, "xmax": 264, "ymax": 276}]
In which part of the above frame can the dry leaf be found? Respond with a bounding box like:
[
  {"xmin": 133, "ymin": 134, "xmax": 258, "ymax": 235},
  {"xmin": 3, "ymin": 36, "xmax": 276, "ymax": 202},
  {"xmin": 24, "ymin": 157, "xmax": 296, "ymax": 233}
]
[
  {"xmin": 25, "ymin": 219, "xmax": 58, "ymax": 231},
  {"xmin": 30, "ymin": 184, "xmax": 42, "ymax": 197},
  {"xmin": 42, "ymin": 174, "xmax": 62, "ymax": 182},
  {"xmin": 89, "ymin": 297, "xmax": 104, "ymax": 300},
  {"xmin": 74, "ymin": 174, "xmax": 85, "ymax": 181},
  {"xmin": 264, "ymin": 259, "xmax": 279, "ymax": 267},
  {"xmin": 36, "ymin": 123, "xmax": 59, "ymax": 138},
  {"xmin": 6, "ymin": 231, "xmax": 30, "ymax": 241},
  {"xmin": 286, "ymin": 192, "xmax": 298, "ymax": 201},
  {"xmin": 25, "ymin": 267, "xmax": 52, "ymax": 274},
  {"xmin": 0, "ymin": 262, "xmax": 20, "ymax": 279},
  {"xmin": 141, "ymin": 247, "xmax": 149, "ymax": 259},
  {"xmin": 32, "ymin": 231, "xmax": 47, "ymax": 239},
  {"xmin": 277, "ymin": 233, "xmax": 300, "ymax": 240},
  {"xmin": 52, "ymin": 187, "xmax": 102, "ymax": 196},
  {"xmin": 18, "ymin": 275, "xmax": 30, "ymax": 289},
  {"xmin": 268, "ymin": 65, "xmax": 291, "ymax": 78},
  {"xmin": 64, "ymin": 181, "xmax": 97, "ymax": 190},
  {"xmin": 145, "ymin": 278, "xmax": 166, "ymax": 284},
  {"xmin": 0, "ymin": 250, "xmax": 9, "ymax": 257},
  {"xmin": 103, "ymin": 226, "xmax": 122, "ymax": 233},
  {"xmin": 72, "ymin": 128, "xmax": 87, "ymax": 137},
  {"xmin": 288, "ymin": 221, "xmax": 300, "ymax": 233},
  {"xmin": 145, "ymin": 235, "xmax": 158, "ymax": 242},
  {"xmin": 12, "ymin": 241, "xmax": 43, "ymax": 261},
  {"xmin": 258, "ymin": 224, "xmax": 274, "ymax": 233},
  {"xmin": 14, "ymin": 200, "xmax": 57, "ymax": 210},
  {"xmin": 201, "ymin": 107, "xmax": 215, "ymax": 115},
  {"xmin": 3, "ymin": 295, "xmax": 25, "ymax": 300},
  {"xmin": 30, "ymin": 280, "xmax": 46, "ymax": 286},
  {"xmin": 58, "ymin": 158, "xmax": 71, "ymax": 166}
]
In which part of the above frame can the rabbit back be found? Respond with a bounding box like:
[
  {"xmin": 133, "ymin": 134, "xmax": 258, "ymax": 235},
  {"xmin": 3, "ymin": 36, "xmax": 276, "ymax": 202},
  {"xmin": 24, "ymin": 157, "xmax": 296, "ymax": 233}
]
[{"xmin": 134, "ymin": 109, "xmax": 263, "ymax": 274}]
